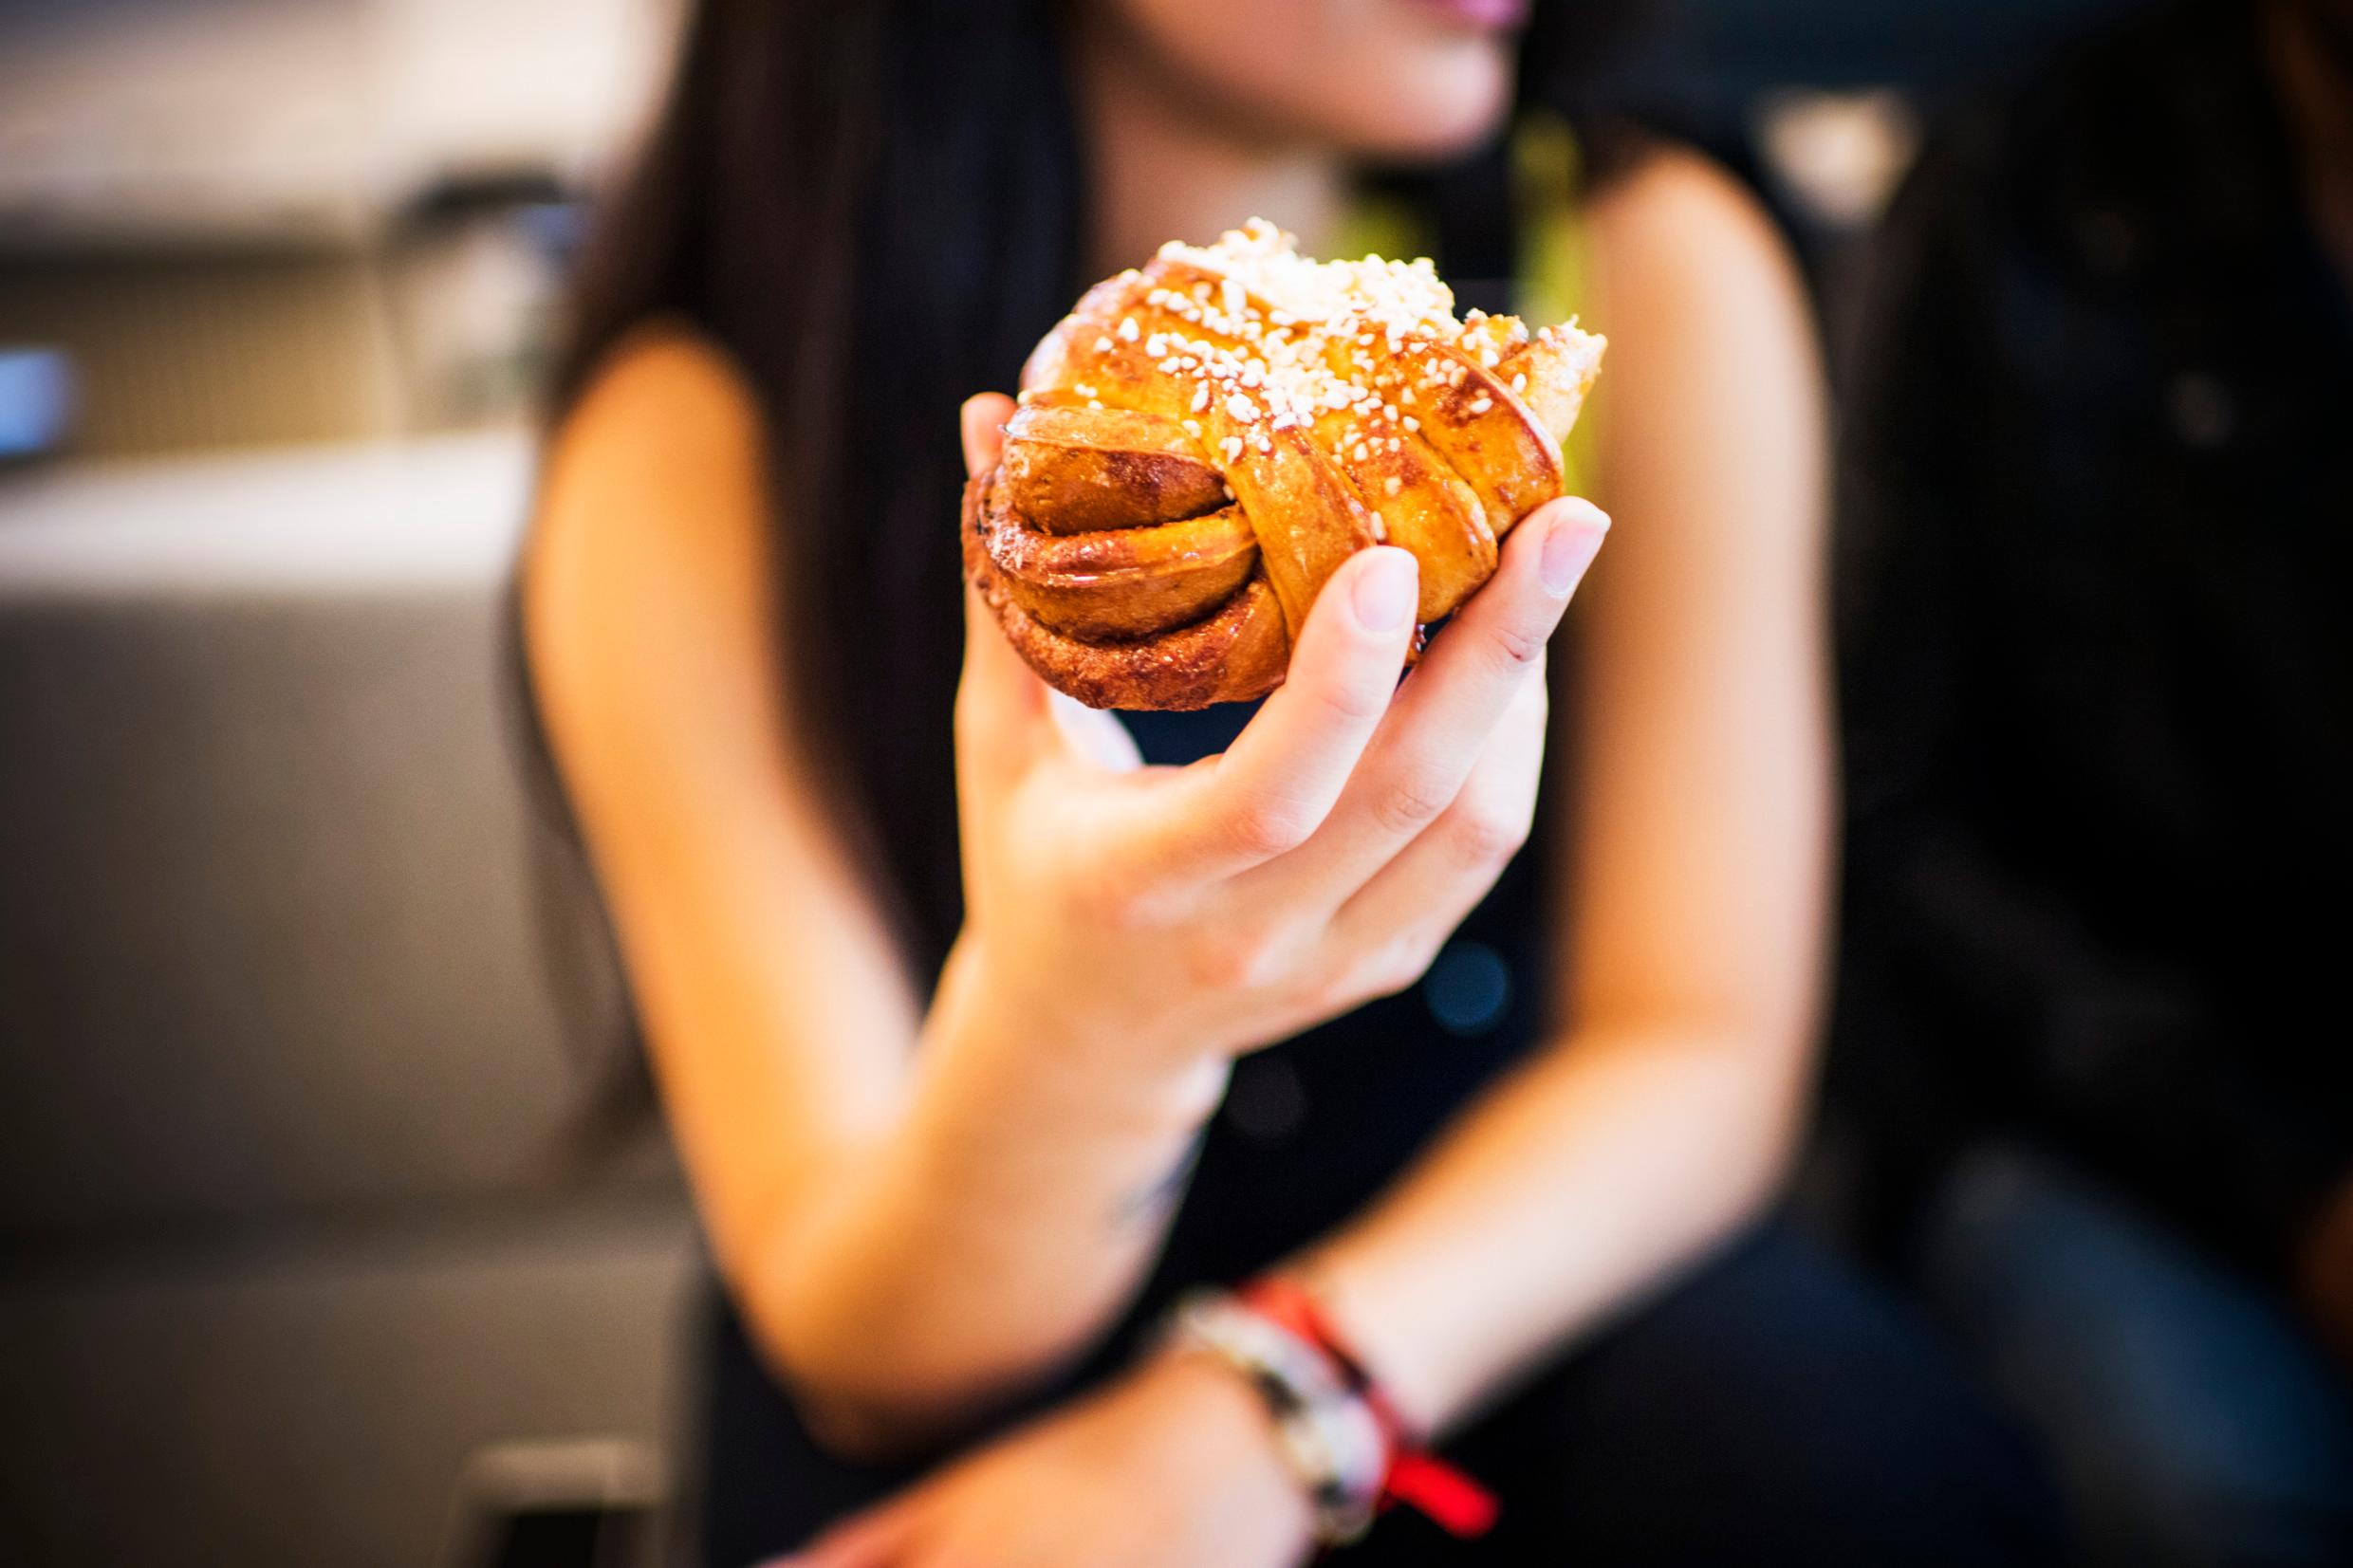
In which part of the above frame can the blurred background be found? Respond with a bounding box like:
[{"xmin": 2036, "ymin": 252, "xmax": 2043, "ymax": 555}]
[{"xmin": 0, "ymin": 1, "xmax": 2159, "ymax": 1564}]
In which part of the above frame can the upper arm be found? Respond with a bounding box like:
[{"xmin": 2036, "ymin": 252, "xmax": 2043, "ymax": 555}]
[
  {"xmin": 525, "ymin": 327, "xmax": 917, "ymax": 1277},
  {"xmin": 1552, "ymin": 150, "xmax": 1833, "ymax": 1054}
]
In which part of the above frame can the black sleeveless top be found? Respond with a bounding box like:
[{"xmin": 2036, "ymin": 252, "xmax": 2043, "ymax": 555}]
[{"xmin": 700, "ymin": 694, "xmax": 1566, "ymax": 1563}]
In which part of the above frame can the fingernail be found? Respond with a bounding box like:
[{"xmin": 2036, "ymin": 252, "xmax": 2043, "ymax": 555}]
[
  {"xmin": 1540, "ymin": 514, "xmax": 1606, "ymax": 595},
  {"xmin": 1352, "ymin": 548, "xmax": 1418, "ymax": 633}
]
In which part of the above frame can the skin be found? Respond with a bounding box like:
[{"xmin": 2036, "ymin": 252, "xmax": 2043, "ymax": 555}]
[
  {"xmin": 1072, "ymin": 0, "xmax": 1516, "ymax": 286},
  {"xmin": 527, "ymin": 1, "xmax": 1829, "ymax": 1562}
]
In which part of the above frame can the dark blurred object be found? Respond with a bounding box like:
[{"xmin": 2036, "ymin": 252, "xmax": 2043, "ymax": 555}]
[
  {"xmin": 387, "ymin": 174, "xmax": 583, "ymax": 433},
  {"xmin": 1837, "ymin": 0, "xmax": 2353, "ymax": 1300},
  {"xmin": 1915, "ymin": 1144, "xmax": 2353, "ymax": 1564},
  {"xmin": 0, "ymin": 246, "xmax": 410, "ymax": 454},
  {"xmin": 0, "ymin": 194, "xmax": 576, "ymax": 456},
  {"xmin": 437, "ymin": 1438, "xmax": 666, "ymax": 1568},
  {"xmin": 1834, "ymin": 0, "xmax": 2353, "ymax": 1558},
  {"xmin": 1600, "ymin": 0, "xmax": 2146, "ymax": 363}
]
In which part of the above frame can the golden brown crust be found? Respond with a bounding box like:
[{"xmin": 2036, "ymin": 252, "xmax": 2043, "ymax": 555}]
[
  {"xmin": 976, "ymin": 478, "xmax": 1258, "ymax": 641},
  {"xmin": 1000, "ymin": 402, "xmax": 1231, "ymax": 534},
  {"xmin": 964, "ymin": 472, "xmax": 1286, "ymax": 710},
  {"xmin": 967, "ymin": 225, "xmax": 1603, "ymax": 710}
]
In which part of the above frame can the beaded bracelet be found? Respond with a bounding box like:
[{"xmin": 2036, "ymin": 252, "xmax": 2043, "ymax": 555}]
[
  {"xmin": 1164, "ymin": 1283, "xmax": 1497, "ymax": 1546},
  {"xmin": 1239, "ymin": 1277, "xmax": 1498, "ymax": 1540}
]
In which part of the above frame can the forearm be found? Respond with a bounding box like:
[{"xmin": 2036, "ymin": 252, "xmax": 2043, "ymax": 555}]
[
  {"xmin": 740, "ymin": 940, "xmax": 1229, "ymax": 1451},
  {"xmin": 1292, "ymin": 1024, "xmax": 1808, "ymax": 1434}
]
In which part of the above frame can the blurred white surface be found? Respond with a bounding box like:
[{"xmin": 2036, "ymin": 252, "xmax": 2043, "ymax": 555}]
[
  {"xmin": 0, "ymin": 0, "xmax": 679, "ymax": 249},
  {"xmin": 0, "ymin": 429, "xmax": 534, "ymax": 592},
  {"xmin": 1754, "ymin": 87, "xmax": 1923, "ymax": 231}
]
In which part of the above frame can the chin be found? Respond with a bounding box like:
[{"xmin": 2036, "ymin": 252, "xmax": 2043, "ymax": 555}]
[
  {"xmin": 1328, "ymin": 54, "xmax": 1515, "ymax": 163},
  {"xmin": 1102, "ymin": 0, "xmax": 1521, "ymax": 168}
]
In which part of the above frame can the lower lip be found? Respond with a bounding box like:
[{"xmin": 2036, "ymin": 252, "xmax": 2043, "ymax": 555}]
[{"xmin": 1407, "ymin": 0, "xmax": 1531, "ymax": 29}]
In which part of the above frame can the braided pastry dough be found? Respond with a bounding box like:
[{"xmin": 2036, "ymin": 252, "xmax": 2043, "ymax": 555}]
[{"xmin": 965, "ymin": 219, "xmax": 1605, "ymax": 710}]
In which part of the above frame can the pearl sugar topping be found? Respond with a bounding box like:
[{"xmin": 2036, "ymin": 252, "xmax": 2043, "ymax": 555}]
[{"xmin": 1105, "ymin": 218, "xmax": 1529, "ymax": 438}]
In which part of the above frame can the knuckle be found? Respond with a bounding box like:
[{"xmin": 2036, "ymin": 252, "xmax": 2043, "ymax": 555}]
[
  {"xmin": 1451, "ymin": 793, "xmax": 1532, "ymax": 866},
  {"xmin": 1228, "ymin": 799, "xmax": 1316, "ymax": 859},
  {"xmin": 1306, "ymin": 667, "xmax": 1395, "ymax": 727},
  {"xmin": 1480, "ymin": 615, "xmax": 1552, "ymax": 680},
  {"xmin": 1367, "ymin": 766, "xmax": 1458, "ymax": 839},
  {"xmin": 1186, "ymin": 923, "xmax": 1287, "ymax": 992},
  {"xmin": 1074, "ymin": 867, "xmax": 1150, "ymax": 931},
  {"xmin": 952, "ymin": 680, "xmax": 997, "ymax": 749},
  {"xmin": 1354, "ymin": 932, "xmax": 1441, "ymax": 1002}
]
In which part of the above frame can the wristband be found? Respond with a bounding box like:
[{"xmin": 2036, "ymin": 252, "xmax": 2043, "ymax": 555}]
[
  {"xmin": 1238, "ymin": 1277, "xmax": 1499, "ymax": 1540},
  {"xmin": 1164, "ymin": 1282, "xmax": 1498, "ymax": 1545},
  {"xmin": 1168, "ymin": 1289, "xmax": 1386, "ymax": 1542}
]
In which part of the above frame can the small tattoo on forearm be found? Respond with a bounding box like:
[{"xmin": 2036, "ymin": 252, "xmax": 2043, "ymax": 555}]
[{"xmin": 1114, "ymin": 1133, "xmax": 1206, "ymax": 1228}]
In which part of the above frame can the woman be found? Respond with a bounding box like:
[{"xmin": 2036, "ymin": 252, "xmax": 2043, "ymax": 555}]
[{"xmin": 525, "ymin": 2, "xmax": 2055, "ymax": 1563}]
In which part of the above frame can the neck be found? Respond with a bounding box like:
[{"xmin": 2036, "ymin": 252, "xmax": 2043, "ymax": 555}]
[
  {"xmin": 2267, "ymin": 0, "xmax": 2353, "ymax": 285},
  {"xmin": 1070, "ymin": 17, "xmax": 1347, "ymax": 279}
]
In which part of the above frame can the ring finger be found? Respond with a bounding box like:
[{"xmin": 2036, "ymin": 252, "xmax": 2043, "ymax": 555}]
[{"xmin": 1325, "ymin": 664, "xmax": 1550, "ymax": 985}]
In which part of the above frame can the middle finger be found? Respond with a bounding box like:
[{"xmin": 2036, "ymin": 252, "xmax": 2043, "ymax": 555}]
[{"xmin": 1236, "ymin": 496, "xmax": 1604, "ymax": 905}]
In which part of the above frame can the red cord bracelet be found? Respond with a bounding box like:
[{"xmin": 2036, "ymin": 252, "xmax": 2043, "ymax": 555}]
[{"xmin": 1238, "ymin": 1278, "xmax": 1501, "ymax": 1540}]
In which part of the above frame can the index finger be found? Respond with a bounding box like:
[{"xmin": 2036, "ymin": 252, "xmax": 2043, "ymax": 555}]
[{"xmin": 1127, "ymin": 546, "xmax": 1421, "ymax": 880}]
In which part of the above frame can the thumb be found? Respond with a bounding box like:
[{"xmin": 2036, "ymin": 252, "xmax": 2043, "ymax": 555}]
[
  {"xmin": 956, "ymin": 575, "xmax": 1056, "ymax": 791},
  {"xmin": 957, "ymin": 391, "xmax": 1053, "ymax": 787},
  {"xmin": 961, "ymin": 392, "xmax": 1016, "ymax": 479}
]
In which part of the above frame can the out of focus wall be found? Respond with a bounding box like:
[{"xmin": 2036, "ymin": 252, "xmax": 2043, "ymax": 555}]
[
  {"xmin": 0, "ymin": 251, "xmax": 404, "ymax": 453},
  {"xmin": 0, "ymin": 433, "xmax": 695, "ymax": 1568},
  {"xmin": 0, "ymin": 7, "xmax": 703, "ymax": 1559},
  {"xmin": 0, "ymin": 0, "xmax": 676, "ymax": 245},
  {"xmin": 0, "ymin": 0, "xmax": 677, "ymax": 456}
]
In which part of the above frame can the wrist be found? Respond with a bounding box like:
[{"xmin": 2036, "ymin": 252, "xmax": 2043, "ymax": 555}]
[
  {"xmin": 1163, "ymin": 1278, "xmax": 1500, "ymax": 1547},
  {"xmin": 1281, "ymin": 1245, "xmax": 1448, "ymax": 1437},
  {"xmin": 936, "ymin": 929, "xmax": 1232, "ymax": 1128},
  {"xmin": 1131, "ymin": 1345, "xmax": 1320, "ymax": 1537},
  {"xmin": 1166, "ymin": 1290, "xmax": 1388, "ymax": 1544}
]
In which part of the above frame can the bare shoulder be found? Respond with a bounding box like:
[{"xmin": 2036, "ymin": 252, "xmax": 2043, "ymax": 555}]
[
  {"xmin": 527, "ymin": 321, "xmax": 780, "ymax": 723},
  {"xmin": 1580, "ymin": 144, "xmax": 1823, "ymax": 481},
  {"xmin": 1586, "ymin": 143, "xmax": 1808, "ymax": 324},
  {"xmin": 530, "ymin": 320, "xmax": 771, "ymax": 606},
  {"xmin": 544, "ymin": 321, "xmax": 767, "ymax": 506},
  {"xmin": 1573, "ymin": 144, "xmax": 1825, "ymax": 577}
]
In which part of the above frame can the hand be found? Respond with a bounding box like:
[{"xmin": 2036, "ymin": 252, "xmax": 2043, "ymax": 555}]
[
  {"xmin": 952, "ymin": 392, "xmax": 1609, "ymax": 1067},
  {"xmin": 774, "ymin": 1351, "xmax": 1317, "ymax": 1568},
  {"xmin": 2298, "ymin": 1171, "xmax": 2353, "ymax": 1371}
]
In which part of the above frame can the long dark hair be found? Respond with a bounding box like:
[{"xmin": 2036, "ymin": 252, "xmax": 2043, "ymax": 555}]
[{"xmin": 542, "ymin": 0, "xmax": 1655, "ymax": 981}]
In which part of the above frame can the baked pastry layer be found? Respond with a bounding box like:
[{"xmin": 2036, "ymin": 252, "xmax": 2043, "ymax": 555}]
[{"xmin": 966, "ymin": 219, "xmax": 1604, "ymax": 710}]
